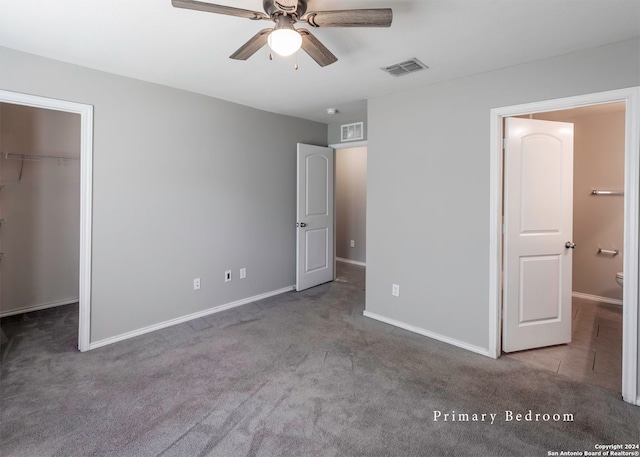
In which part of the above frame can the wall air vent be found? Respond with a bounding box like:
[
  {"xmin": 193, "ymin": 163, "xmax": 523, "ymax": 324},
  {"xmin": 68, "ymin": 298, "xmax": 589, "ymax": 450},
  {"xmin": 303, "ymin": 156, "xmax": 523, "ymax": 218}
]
[
  {"xmin": 382, "ymin": 58, "xmax": 428, "ymax": 77},
  {"xmin": 341, "ymin": 122, "xmax": 364, "ymax": 142}
]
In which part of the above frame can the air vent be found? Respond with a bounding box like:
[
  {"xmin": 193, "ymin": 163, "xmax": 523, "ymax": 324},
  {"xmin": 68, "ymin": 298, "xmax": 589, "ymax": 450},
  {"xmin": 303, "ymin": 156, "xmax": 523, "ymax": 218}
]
[
  {"xmin": 382, "ymin": 58, "xmax": 428, "ymax": 77},
  {"xmin": 341, "ymin": 122, "xmax": 364, "ymax": 142}
]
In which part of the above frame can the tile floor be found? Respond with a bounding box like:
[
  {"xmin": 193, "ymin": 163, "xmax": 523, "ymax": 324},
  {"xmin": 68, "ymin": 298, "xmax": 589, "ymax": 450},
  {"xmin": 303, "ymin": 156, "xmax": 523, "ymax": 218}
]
[{"xmin": 504, "ymin": 297, "xmax": 623, "ymax": 392}]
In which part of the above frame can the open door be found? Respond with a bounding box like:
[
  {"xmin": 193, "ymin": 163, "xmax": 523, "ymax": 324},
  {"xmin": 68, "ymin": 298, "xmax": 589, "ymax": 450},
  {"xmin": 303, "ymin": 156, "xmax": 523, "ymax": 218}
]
[
  {"xmin": 296, "ymin": 143, "xmax": 334, "ymax": 291},
  {"xmin": 503, "ymin": 117, "xmax": 574, "ymax": 353}
]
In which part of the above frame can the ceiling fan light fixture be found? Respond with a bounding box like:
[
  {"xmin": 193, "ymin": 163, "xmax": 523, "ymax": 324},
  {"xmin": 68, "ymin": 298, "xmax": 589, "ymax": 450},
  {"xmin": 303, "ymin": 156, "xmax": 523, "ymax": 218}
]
[
  {"xmin": 268, "ymin": 29, "xmax": 302, "ymax": 56},
  {"xmin": 268, "ymin": 15, "xmax": 302, "ymax": 57},
  {"xmin": 173, "ymin": 0, "xmax": 394, "ymax": 67}
]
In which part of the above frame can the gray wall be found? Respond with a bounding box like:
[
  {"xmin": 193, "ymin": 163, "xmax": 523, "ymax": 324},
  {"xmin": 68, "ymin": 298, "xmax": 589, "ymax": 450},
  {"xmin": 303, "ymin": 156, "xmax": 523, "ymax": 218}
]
[
  {"xmin": 0, "ymin": 103, "xmax": 81, "ymax": 314},
  {"xmin": 366, "ymin": 39, "xmax": 639, "ymax": 383},
  {"xmin": 335, "ymin": 147, "xmax": 367, "ymax": 263},
  {"xmin": 534, "ymin": 107, "xmax": 625, "ymax": 302},
  {"xmin": 0, "ymin": 47, "xmax": 327, "ymax": 343}
]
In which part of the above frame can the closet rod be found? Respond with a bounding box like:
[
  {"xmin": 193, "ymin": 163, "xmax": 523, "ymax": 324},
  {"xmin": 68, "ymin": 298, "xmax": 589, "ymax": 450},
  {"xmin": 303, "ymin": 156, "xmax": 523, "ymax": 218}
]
[
  {"xmin": 591, "ymin": 190, "xmax": 623, "ymax": 196},
  {"xmin": 3, "ymin": 152, "xmax": 79, "ymax": 162}
]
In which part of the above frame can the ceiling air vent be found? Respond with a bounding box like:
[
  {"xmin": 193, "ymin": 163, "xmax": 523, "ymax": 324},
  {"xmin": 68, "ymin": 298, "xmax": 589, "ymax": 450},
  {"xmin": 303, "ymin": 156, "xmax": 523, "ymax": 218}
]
[{"xmin": 382, "ymin": 58, "xmax": 428, "ymax": 77}]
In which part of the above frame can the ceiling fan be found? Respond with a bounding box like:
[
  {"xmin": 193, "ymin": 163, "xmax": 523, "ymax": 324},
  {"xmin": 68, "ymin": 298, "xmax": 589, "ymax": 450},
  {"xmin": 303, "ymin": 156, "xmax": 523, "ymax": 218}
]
[{"xmin": 171, "ymin": 0, "xmax": 393, "ymax": 67}]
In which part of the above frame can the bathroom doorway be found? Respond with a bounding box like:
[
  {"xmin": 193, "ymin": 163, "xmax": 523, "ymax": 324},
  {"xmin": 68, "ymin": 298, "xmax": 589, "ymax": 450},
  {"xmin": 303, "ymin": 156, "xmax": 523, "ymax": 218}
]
[
  {"xmin": 503, "ymin": 102, "xmax": 625, "ymax": 392},
  {"xmin": 488, "ymin": 87, "xmax": 639, "ymax": 406}
]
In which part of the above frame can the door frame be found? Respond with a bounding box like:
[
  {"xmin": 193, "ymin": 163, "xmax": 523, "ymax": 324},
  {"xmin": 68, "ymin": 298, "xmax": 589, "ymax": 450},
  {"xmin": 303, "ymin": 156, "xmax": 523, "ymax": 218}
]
[
  {"xmin": 488, "ymin": 87, "xmax": 640, "ymax": 406},
  {"xmin": 0, "ymin": 89, "xmax": 94, "ymax": 352},
  {"xmin": 329, "ymin": 140, "xmax": 368, "ymax": 272}
]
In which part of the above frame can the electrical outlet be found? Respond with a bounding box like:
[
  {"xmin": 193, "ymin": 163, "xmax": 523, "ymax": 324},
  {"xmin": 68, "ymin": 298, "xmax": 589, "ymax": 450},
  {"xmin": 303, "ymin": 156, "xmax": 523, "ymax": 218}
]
[
  {"xmin": 225, "ymin": 270, "xmax": 232, "ymax": 283},
  {"xmin": 240, "ymin": 268, "xmax": 246, "ymax": 279},
  {"xmin": 350, "ymin": 240, "xmax": 355, "ymax": 248},
  {"xmin": 193, "ymin": 278, "xmax": 201, "ymax": 290},
  {"xmin": 392, "ymin": 284, "xmax": 400, "ymax": 297}
]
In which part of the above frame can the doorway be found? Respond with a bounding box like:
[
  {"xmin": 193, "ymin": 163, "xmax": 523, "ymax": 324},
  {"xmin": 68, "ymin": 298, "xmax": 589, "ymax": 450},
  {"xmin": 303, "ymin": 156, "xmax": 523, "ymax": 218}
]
[
  {"xmin": 503, "ymin": 103, "xmax": 625, "ymax": 392},
  {"xmin": 0, "ymin": 90, "xmax": 93, "ymax": 352},
  {"xmin": 488, "ymin": 87, "xmax": 640, "ymax": 406},
  {"xmin": 335, "ymin": 145, "xmax": 367, "ymax": 268},
  {"xmin": 0, "ymin": 102, "xmax": 81, "ymax": 325}
]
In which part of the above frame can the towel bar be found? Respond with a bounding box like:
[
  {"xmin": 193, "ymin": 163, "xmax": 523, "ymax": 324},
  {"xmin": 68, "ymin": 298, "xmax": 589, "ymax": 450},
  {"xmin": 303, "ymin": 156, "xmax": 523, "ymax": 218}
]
[{"xmin": 591, "ymin": 190, "xmax": 623, "ymax": 196}]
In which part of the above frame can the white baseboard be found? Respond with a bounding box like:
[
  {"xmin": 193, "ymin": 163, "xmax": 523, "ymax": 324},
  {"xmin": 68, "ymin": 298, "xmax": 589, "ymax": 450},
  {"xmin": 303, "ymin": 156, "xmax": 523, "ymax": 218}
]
[
  {"xmin": 89, "ymin": 286, "xmax": 295, "ymax": 350},
  {"xmin": 336, "ymin": 257, "xmax": 366, "ymax": 267},
  {"xmin": 572, "ymin": 292, "xmax": 623, "ymax": 306},
  {"xmin": 0, "ymin": 298, "xmax": 79, "ymax": 318},
  {"xmin": 362, "ymin": 310, "xmax": 492, "ymax": 358}
]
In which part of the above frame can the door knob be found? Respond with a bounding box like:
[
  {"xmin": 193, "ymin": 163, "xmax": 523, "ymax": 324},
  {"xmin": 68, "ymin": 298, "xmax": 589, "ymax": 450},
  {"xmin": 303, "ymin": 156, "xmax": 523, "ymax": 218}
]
[
  {"xmin": 297, "ymin": 222, "xmax": 307, "ymax": 228},
  {"xmin": 565, "ymin": 241, "xmax": 576, "ymax": 249}
]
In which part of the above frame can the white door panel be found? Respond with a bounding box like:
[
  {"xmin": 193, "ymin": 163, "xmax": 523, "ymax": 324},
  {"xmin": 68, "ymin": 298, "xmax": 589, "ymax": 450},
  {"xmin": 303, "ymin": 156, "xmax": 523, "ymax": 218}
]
[
  {"xmin": 305, "ymin": 155, "xmax": 329, "ymax": 216},
  {"xmin": 521, "ymin": 136, "xmax": 564, "ymax": 232},
  {"xmin": 503, "ymin": 118, "xmax": 574, "ymax": 353},
  {"xmin": 305, "ymin": 228, "xmax": 329, "ymax": 272},
  {"xmin": 296, "ymin": 144, "xmax": 334, "ymax": 291},
  {"xmin": 519, "ymin": 255, "xmax": 562, "ymax": 324}
]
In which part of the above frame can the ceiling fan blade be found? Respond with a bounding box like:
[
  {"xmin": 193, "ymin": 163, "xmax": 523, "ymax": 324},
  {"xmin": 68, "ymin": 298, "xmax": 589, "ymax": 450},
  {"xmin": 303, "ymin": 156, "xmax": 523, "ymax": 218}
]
[
  {"xmin": 230, "ymin": 29, "xmax": 272, "ymax": 60},
  {"xmin": 171, "ymin": 0, "xmax": 269, "ymax": 20},
  {"xmin": 302, "ymin": 9, "xmax": 393, "ymax": 28},
  {"xmin": 298, "ymin": 29, "xmax": 338, "ymax": 67}
]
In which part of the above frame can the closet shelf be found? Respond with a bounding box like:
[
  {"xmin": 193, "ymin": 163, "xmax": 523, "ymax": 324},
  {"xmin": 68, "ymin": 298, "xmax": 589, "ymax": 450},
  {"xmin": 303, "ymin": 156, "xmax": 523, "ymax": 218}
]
[
  {"xmin": 3, "ymin": 152, "xmax": 79, "ymax": 162},
  {"xmin": 2, "ymin": 151, "xmax": 79, "ymax": 182}
]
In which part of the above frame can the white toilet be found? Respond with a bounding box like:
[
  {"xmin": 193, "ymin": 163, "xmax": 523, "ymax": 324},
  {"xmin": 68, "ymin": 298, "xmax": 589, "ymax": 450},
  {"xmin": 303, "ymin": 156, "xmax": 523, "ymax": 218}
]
[{"xmin": 616, "ymin": 272, "xmax": 624, "ymax": 287}]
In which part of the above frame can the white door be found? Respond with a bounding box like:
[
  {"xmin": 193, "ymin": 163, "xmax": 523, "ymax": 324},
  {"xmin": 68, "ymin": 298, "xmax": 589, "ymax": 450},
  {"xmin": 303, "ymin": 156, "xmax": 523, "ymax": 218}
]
[
  {"xmin": 503, "ymin": 117, "xmax": 574, "ymax": 353},
  {"xmin": 296, "ymin": 143, "xmax": 334, "ymax": 291}
]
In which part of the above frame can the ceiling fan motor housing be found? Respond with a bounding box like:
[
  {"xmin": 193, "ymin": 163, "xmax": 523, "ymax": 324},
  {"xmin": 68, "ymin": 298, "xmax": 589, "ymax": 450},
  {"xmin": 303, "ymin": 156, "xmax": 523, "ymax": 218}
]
[
  {"xmin": 264, "ymin": 0, "xmax": 307, "ymax": 18},
  {"xmin": 273, "ymin": 14, "xmax": 297, "ymax": 31}
]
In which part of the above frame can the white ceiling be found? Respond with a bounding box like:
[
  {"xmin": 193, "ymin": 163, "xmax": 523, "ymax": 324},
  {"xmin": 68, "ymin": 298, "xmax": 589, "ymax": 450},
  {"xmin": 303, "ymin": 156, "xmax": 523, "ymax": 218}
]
[{"xmin": 1, "ymin": 0, "xmax": 638, "ymax": 124}]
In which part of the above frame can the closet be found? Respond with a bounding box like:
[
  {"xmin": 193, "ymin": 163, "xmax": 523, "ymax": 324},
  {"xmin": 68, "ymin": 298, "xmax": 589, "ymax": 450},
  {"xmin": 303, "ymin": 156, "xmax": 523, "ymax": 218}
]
[{"xmin": 0, "ymin": 103, "xmax": 81, "ymax": 317}]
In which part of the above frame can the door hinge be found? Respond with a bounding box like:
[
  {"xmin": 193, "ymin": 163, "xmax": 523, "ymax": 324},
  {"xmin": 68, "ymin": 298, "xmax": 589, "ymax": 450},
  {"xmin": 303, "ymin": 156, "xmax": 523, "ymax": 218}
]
[{"xmin": 502, "ymin": 138, "xmax": 507, "ymax": 149}]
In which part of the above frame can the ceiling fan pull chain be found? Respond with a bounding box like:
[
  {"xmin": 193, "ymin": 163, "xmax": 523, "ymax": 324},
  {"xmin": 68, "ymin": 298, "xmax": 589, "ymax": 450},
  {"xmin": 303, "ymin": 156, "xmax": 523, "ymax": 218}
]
[{"xmin": 295, "ymin": 52, "xmax": 299, "ymax": 70}]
